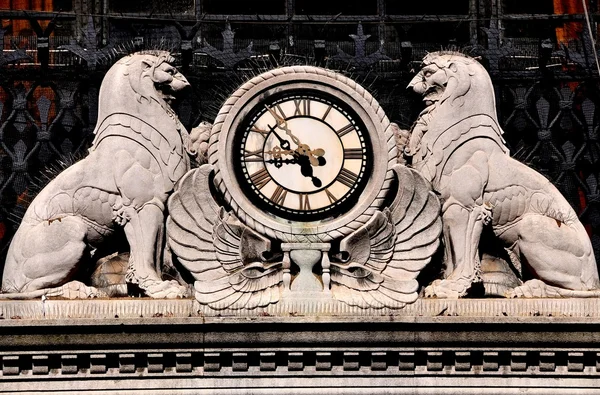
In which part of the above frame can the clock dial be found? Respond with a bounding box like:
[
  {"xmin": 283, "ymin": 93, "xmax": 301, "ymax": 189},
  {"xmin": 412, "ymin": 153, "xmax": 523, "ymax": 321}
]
[{"xmin": 235, "ymin": 91, "xmax": 371, "ymax": 221}]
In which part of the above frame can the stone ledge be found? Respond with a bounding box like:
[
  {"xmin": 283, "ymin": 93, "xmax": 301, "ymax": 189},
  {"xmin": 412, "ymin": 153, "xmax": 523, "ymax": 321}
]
[
  {"xmin": 2, "ymin": 297, "xmax": 600, "ymax": 320},
  {"xmin": 2, "ymin": 298, "xmax": 600, "ymax": 394}
]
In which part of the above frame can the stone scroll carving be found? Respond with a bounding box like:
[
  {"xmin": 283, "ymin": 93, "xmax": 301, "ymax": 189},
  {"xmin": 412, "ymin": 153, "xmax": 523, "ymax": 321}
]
[
  {"xmin": 404, "ymin": 51, "xmax": 600, "ymax": 298},
  {"xmin": 330, "ymin": 165, "xmax": 441, "ymax": 308},
  {"xmin": 166, "ymin": 165, "xmax": 284, "ymax": 310},
  {"xmin": 1, "ymin": 51, "xmax": 192, "ymax": 299}
]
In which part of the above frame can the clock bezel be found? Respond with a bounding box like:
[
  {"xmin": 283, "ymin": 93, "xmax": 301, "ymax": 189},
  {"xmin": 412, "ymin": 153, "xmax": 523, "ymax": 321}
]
[
  {"xmin": 233, "ymin": 89, "xmax": 372, "ymax": 221},
  {"xmin": 209, "ymin": 67, "xmax": 397, "ymax": 242}
]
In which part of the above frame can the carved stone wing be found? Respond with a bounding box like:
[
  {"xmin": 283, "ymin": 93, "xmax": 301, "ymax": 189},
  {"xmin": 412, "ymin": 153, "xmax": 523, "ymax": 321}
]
[
  {"xmin": 332, "ymin": 165, "xmax": 442, "ymax": 308},
  {"xmin": 166, "ymin": 165, "xmax": 283, "ymax": 310}
]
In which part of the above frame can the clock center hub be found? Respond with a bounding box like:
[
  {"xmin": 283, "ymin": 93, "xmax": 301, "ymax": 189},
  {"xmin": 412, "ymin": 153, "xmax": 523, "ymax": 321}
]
[{"xmin": 264, "ymin": 117, "xmax": 344, "ymax": 193}]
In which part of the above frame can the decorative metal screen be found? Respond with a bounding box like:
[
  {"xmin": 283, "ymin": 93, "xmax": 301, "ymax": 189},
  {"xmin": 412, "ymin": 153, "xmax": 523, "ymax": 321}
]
[{"xmin": 1, "ymin": 0, "xmax": 600, "ymax": 270}]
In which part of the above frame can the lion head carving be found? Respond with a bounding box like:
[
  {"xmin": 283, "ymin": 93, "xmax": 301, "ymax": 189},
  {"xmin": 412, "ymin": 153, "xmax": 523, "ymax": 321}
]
[
  {"xmin": 97, "ymin": 51, "xmax": 190, "ymax": 123},
  {"xmin": 405, "ymin": 51, "xmax": 499, "ymax": 159}
]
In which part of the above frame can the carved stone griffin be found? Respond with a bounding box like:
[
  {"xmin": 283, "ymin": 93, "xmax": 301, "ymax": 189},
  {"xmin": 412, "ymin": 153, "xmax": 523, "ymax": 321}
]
[
  {"xmin": 404, "ymin": 51, "xmax": 600, "ymax": 298},
  {"xmin": 2, "ymin": 51, "xmax": 192, "ymax": 299}
]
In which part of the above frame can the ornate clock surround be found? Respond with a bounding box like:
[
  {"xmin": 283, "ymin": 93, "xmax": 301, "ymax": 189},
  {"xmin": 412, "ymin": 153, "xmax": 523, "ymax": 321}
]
[{"xmin": 208, "ymin": 66, "xmax": 397, "ymax": 242}]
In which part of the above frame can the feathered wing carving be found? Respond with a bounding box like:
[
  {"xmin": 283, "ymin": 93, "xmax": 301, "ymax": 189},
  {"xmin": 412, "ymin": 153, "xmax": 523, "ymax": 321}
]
[
  {"xmin": 166, "ymin": 165, "xmax": 283, "ymax": 310},
  {"xmin": 332, "ymin": 165, "xmax": 442, "ymax": 308}
]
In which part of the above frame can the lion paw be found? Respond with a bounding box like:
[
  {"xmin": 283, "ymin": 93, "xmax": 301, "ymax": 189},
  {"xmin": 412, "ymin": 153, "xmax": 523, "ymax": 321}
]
[
  {"xmin": 504, "ymin": 279, "xmax": 561, "ymax": 298},
  {"xmin": 58, "ymin": 281, "xmax": 108, "ymax": 299},
  {"xmin": 112, "ymin": 204, "xmax": 136, "ymax": 226},
  {"xmin": 141, "ymin": 279, "xmax": 189, "ymax": 299},
  {"xmin": 424, "ymin": 279, "xmax": 470, "ymax": 299}
]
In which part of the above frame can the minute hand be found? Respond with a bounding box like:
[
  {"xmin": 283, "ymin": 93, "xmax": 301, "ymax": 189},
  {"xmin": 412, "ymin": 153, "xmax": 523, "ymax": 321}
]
[{"xmin": 265, "ymin": 105, "xmax": 300, "ymax": 146}]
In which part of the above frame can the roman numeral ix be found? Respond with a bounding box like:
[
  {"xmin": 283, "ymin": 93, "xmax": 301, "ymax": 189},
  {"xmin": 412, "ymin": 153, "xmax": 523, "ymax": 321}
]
[{"xmin": 244, "ymin": 149, "xmax": 264, "ymax": 162}]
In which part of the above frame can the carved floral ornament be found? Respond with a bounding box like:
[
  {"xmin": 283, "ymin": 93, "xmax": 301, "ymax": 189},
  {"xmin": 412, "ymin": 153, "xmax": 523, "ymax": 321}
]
[{"xmin": 1, "ymin": 51, "xmax": 599, "ymax": 313}]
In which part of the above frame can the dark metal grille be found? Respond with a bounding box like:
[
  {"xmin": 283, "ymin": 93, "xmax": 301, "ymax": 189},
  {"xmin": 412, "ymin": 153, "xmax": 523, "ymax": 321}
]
[{"xmin": 1, "ymin": 0, "xmax": 600, "ymax": 270}]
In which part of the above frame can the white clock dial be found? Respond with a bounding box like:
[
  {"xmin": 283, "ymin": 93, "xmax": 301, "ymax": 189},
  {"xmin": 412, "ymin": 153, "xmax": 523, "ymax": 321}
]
[{"xmin": 236, "ymin": 91, "xmax": 369, "ymax": 220}]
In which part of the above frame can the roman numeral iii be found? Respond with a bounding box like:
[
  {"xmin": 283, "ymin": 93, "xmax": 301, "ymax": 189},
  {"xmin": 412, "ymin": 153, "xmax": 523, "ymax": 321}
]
[
  {"xmin": 336, "ymin": 168, "xmax": 358, "ymax": 188},
  {"xmin": 343, "ymin": 148, "xmax": 363, "ymax": 159}
]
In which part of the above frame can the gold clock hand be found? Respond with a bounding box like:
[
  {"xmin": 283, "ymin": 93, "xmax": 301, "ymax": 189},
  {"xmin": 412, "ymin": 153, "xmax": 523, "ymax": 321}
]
[
  {"xmin": 265, "ymin": 146, "xmax": 295, "ymax": 158},
  {"xmin": 264, "ymin": 105, "xmax": 326, "ymax": 167},
  {"xmin": 265, "ymin": 105, "xmax": 300, "ymax": 145}
]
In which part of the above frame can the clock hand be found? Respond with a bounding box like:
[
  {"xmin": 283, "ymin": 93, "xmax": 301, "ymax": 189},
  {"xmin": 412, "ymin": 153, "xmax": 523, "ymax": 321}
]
[
  {"xmin": 265, "ymin": 144, "xmax": 326, "ymax": 167},
  {"xmin": 264, "ymin": 106, "xmax": 327, "ymax": 167},
  {"xmin": 264, "ymin": 145, "xmax": 295, "ymax": 167},
  {"xmin": 296, "ymin": 153, "xmax": 322, "ymax": 188},
  {"xmin": 263, "ymin": 144, "xmax": 323, "ymax": 186},
  {"xmin": 296, "ymin": 144, "xmax": 327, "ymax": 167},
  {"xmin": 265, "ymin": 105, "xmax": 301, "ymax": 146},
  {"xmin": 264, "ymin": 157, "xmax": 297, "ymax": 168},
  {"xmin": 264, "ymin": 146, "xmax": 295, "ymax": 158}
]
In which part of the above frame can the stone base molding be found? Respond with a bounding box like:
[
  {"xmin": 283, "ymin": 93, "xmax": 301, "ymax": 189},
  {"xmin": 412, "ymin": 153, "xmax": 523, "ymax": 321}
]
[{"xmin": 0, "ymin": 299, "xmax": 600, "ymax": 393}]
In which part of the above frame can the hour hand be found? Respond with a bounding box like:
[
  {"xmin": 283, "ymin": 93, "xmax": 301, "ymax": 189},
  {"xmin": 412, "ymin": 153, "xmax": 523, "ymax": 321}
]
[
  {"xmin": 309, "ymin": 148, "xmax": 326, "ymax": 167},
  {"xmin": 296, "ymin": 144, "xmax": 327, "ymax": 167}
]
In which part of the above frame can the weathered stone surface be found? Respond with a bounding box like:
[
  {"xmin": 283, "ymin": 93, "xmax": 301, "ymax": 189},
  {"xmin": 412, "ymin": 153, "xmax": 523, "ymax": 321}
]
[
  {"xmin": 2, "ymin": 297, "xmax": 600, "ymax": 319},
  {"xmin": 1, "ymin": 299, "xmax": 600, "ymax": 394}
]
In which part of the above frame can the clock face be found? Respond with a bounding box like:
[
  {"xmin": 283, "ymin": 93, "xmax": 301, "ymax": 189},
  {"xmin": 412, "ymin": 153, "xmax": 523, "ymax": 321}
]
[{"xmin": 234, "ymin": 90, "xmax": 372, "ymax": 221}]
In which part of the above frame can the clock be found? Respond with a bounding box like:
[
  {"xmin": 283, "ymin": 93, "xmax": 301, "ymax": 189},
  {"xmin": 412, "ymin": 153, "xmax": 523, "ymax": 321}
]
[
  {"xmin": 209, "ymin": 66, "xmax": 397, "ymax": 242},
  {"xmin": 235, "ymin": 90, "xmax": 371, "ymax": 221}
]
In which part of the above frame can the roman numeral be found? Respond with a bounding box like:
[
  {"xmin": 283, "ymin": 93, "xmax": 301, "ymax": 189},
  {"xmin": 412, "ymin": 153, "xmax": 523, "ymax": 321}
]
[
  {"xmin": 271, "ymin": 185, "xmax": 287, "ymax": 205},
  {"xmin": 343, "ymin": 148, "xmax": 363, "ymax": 159},
  {"xmin": 336, "ymin": 124, "xmax": 354, "ymax": 138},
  {"xmin": 251, "ymin": 126, "xmax": 269, "ymax": 136},
  {"xmin": 321, "ymin": 104, "xmax": 333, "ymax": 121},
  {"xmin": 275, "ymin": 104, "xmax": 287, "ymax": 119},
  {"xmin": 249, "ymin": 168, "xmax": 271, "ymax": 190},
  {"xmin": 267, "ymin": 104, "xmax": 287, "ymax": 120},
  {"xmin": 265, "ymin": 104, "xmax": 288, "ymax": 125},
  {"xmin": 293, "ymin": 99, "xmax": 311, "ymax": 116},
  {"xmin": 299, "ymin": 193, "xmax": 311, "ymax": 210},
  {"xmin": 244, "ymin": 149, "xmax": 264, "ymax": 162},
  {"xmin": 336, "ymin": 168, "xmax": 359, "ymax": 188},
  {"xmin": 325, "ymin": 189, "xmax": 338, "ymax": 204}
]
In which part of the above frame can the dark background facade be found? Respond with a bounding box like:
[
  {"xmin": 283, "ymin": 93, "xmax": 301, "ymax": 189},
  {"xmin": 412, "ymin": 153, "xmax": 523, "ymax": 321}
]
[{"xmin": 1, "ymin": 0, "xmax": 600, "ymax": 271}]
